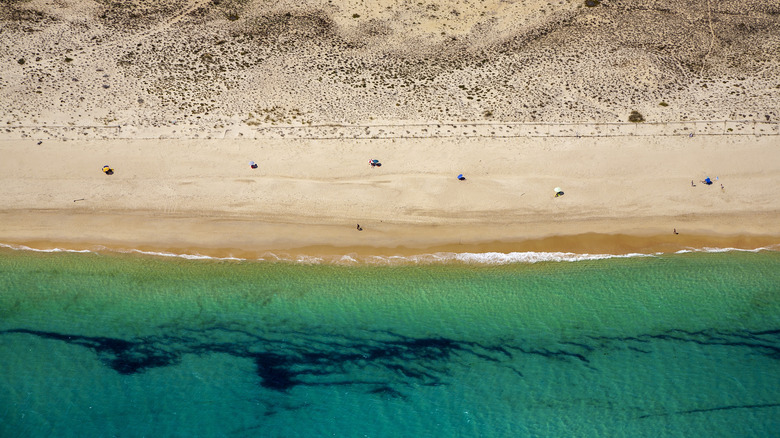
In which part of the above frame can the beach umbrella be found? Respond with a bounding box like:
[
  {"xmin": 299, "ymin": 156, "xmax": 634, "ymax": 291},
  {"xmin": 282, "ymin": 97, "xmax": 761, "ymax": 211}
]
[
  {"xmin": 102, "ymin": 165, "xmax": 111, "ymax": 173},
  {"xmin": 457, "ymin": 174, "xmax": 465, "ymax": 180},
  {"xmin": 249, "ymin": 161, "xmax": 255, "ymax": 166},
  {"xmin": 554, "ymin": 187, "xmax": 562, "ymax": 193}
]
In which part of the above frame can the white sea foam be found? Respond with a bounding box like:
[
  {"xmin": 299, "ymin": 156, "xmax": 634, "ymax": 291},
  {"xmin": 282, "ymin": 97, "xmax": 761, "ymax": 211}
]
[
  {"xmin": 1, "ymin": 242, "xmax": 778, "ymax": 265},
  {"xmin": 0, "ymin": 242, "xmax": 93, "ymax": 254},
  {"xmin": 675, "ymin": 245, "xmax": 780, "ymax": 255},
  {"xmin": 452, "ymin": 251, "xmax": 654, "ymax": 264},
  {"xmin": 0, "ymin": 242, "xmax": 242, "ymax": 261},
  {"xmin": 125, "ymin": 248, "xmax": 243, "ymax": 261}
]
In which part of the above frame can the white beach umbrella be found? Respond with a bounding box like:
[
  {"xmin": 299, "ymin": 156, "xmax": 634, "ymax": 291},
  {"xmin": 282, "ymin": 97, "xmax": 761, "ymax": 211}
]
[{"xmin": 554, "ymin": 187, "xmax": 562, "ymax": 193}]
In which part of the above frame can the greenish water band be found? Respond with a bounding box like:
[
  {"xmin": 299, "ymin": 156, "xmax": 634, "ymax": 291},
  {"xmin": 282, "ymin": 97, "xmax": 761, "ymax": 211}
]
[{"xmin": 2, "ymin": 249, "xmax": 778, "ymax": 338}]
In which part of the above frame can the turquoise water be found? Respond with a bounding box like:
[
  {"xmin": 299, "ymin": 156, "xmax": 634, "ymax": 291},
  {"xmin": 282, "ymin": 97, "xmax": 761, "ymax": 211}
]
[{"xmin": 1, "ymin": 248, "xmax": 779, "ymax": 437}]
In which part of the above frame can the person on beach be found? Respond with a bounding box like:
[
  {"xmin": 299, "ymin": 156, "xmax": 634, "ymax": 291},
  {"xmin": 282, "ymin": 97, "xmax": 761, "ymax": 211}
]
[
  {"xmin": 691, "ymin": 180, "xmax": 696, "ymax": 187},
  {"xmin": 674, "ymin": 228, "xmax": 679, "ymax": 235},
  {"xmin": 357, "ymin": 224, "xmax": 363, "ymax": 231}
]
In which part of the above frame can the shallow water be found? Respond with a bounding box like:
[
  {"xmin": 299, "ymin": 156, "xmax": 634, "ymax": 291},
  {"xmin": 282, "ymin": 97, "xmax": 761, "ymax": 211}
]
[{"xmin": 1, "ymin": 248, "xmax": 778, "ymax": 437}]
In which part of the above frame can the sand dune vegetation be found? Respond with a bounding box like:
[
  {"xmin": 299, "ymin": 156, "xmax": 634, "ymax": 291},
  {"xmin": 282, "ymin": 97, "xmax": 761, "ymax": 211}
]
[{"xmin": 2, "ymin": 0, "xmax": 778, "ymax": 128}]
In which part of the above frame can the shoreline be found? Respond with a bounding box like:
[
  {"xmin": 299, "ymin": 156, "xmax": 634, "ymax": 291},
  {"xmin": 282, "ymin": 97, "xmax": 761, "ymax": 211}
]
[
  {"xmin": 2, "ymin": 211, "xmax": 778, "ymax": 263},
  {"xmin": 2, "ymin": 235, "xmax": 778, "ymax": 264}
]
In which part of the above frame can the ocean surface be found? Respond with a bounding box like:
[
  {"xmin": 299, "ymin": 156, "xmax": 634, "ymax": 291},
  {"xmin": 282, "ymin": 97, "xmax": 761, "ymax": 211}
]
[{"xmin": 0, "ymin": 246, "xmax": 779, "ymax": 437}]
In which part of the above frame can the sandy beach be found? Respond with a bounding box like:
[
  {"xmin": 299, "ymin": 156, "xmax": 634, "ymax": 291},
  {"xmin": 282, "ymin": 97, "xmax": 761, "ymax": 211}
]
[
  {"xmin": 1, "ymin": 134, "xmax": 778, "ymax": 258},
  {"xmin": 1, "ymin": 0, "xmax": 779, "ymax": 258}
]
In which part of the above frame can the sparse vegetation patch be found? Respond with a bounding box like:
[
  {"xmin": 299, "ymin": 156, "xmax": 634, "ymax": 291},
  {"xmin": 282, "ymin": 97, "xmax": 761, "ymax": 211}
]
[{"xmin": 1, "ymin": 0, "xmax": 778, "ymax": 127}]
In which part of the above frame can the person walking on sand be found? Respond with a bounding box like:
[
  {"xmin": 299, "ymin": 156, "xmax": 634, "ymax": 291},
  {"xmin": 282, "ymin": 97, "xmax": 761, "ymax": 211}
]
[
  {"xmin": 356, "ymin": 224, "xmax": 363, "ymax": 231},
  {"xmin": 691, "ymin": 180, "xmax": 696, "ymax": 187},
  {"xmin": 674, "ymin": 228, "xmax": 679, "ymax": 235}
]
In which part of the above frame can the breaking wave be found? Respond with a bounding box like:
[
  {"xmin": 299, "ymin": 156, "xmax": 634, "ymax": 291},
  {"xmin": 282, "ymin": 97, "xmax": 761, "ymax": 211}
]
[{"xmin": 2, "ymin": 242, "xmax": 778, "ymax": 265}]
